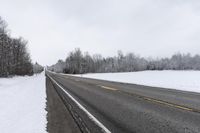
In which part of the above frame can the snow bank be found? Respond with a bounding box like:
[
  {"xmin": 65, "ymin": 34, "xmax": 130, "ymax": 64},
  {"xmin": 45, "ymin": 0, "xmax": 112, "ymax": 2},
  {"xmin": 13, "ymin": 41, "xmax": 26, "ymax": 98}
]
[
  {"xmin": 76, "ymin": 71, "xmax": 200, "ymax": 93},
  {"xmin": 0, "ymin": 73, "xmax": 47, "ymax": 133}
]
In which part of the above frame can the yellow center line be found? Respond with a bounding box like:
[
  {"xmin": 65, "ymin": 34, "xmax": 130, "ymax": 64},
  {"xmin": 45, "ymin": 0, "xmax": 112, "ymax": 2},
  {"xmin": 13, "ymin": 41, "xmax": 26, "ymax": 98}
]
[
  {"xmin": 98, "ymin": 85, "xmax": 118, "ymax": 91},
  {"xmin": 117, "ymin": 90, "xmax": 199, "ymax": 113},
  {"xmin": 144, "ymin": 97, "xmax": 193, "ymax": 111},
  {"xmin": 79, "ymin": 81, "xmax": 199, "ymax": 113}
]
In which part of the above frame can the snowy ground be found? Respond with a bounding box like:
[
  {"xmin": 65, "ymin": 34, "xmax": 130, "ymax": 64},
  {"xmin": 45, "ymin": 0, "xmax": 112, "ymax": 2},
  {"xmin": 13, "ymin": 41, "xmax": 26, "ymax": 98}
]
[
  {"xmin": 0, "ymin": 73, "xmax": 47, "ymax": 133},
  {"xmin": 75, "ymin": 71, "xmax": 200, "ymax": 93}
]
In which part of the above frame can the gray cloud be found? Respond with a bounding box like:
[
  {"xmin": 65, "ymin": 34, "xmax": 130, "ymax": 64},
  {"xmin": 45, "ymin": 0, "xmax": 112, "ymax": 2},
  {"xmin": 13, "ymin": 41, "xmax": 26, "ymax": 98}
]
[{"xmin": 0, "ymin": 0, "xmax": 200, "ymax": 65}]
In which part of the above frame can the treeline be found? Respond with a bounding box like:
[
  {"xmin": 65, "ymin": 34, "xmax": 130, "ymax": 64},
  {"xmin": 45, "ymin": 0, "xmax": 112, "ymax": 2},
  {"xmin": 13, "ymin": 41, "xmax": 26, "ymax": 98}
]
[
  {"xmin": 33, "ymin": 62, "xmax": 44, "ymax": 74},
  {"xmin": 0, "ymin": 17, "xmax": 33, "ymax": 77},
  {"xmin": 48, "ymin": 48, "xmax": 200, "ymax": 74}
]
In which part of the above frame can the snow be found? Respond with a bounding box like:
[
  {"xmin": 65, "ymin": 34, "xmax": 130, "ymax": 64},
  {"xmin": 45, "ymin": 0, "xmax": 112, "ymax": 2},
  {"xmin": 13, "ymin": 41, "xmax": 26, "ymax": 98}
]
[
  {"xmin": 0, "ymin": 73, "xmax": 47, "ymax": 133},
  {"xmin": 76, "ymin": 71, "xmax": 200, "ymax": 93}
]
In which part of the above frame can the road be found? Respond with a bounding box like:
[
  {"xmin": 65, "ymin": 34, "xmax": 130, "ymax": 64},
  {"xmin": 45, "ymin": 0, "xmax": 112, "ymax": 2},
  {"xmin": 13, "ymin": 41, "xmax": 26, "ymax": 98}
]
[{"xmin": 46, "ymin": 71, "xmax": 200, "ymax": 133}]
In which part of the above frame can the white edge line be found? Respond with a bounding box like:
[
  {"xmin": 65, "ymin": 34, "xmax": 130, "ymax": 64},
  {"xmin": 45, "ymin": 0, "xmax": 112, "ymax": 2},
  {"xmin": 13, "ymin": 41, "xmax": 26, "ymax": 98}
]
[{"xmin": 47, "ymin": 74, "xmax": 111, "ymax": 133}]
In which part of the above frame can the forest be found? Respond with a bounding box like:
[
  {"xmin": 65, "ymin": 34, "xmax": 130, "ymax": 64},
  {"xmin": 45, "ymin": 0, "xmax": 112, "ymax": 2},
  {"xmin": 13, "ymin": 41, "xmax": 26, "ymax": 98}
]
[
  {"xmin": 49, "ymin": 48, "xmax": 200, "ymax": 74},
  {"xmin": 0, "ymin": 16, "xmax": 40, "ymax": 77}
]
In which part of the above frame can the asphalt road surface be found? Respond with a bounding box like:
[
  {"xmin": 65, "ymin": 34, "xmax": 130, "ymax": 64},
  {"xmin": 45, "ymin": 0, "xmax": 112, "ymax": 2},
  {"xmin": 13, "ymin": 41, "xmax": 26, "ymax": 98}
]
[{"xmin": 46, "ymin": 71, "xmax": 200, "ymax": 133}]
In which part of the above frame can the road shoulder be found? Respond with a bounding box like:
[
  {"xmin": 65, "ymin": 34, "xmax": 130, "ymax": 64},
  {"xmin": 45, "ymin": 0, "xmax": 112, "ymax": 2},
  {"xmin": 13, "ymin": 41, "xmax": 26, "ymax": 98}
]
[{"xmin": 46, "ymin": 76, "xmax": 81, "ymax": 133}]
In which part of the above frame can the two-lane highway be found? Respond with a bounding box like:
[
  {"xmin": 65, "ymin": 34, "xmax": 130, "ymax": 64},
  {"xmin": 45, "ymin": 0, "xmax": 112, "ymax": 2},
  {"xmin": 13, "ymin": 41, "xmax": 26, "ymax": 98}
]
[{"xmin": 46, "ymin": 71, "xmax": 200, "ymax": 133}]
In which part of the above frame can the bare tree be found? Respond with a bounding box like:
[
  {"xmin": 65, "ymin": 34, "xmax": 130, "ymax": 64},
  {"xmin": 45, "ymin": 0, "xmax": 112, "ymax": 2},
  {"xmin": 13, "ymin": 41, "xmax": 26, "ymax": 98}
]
[
  {"xmin": 0, "ymin": 16, "xmax": 33, "ymax": 77},
  {"xmin": 49, "ymin": 48, "xmax": 200, "ymax": 74}
]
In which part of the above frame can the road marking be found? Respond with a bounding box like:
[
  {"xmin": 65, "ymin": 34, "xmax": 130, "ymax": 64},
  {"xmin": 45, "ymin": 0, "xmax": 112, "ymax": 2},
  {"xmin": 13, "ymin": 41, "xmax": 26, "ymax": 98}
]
[
  {"xmin": 144, "ymin": 97, "xmax": 193, "ymax": 111},
  {"xmin": 118, "ymin": 90, "xmax": 200, "ymax": 113},
  {"xmin": 98, "ymin": 85, "xmax": 118, "ymax": 91},
  {"xmin": 46, "ymin": 70, "xmax": 199, "ymax": 113},
  {"xmin": 47, "ymin": 75, "xmax": 111, "ymax": 133}
]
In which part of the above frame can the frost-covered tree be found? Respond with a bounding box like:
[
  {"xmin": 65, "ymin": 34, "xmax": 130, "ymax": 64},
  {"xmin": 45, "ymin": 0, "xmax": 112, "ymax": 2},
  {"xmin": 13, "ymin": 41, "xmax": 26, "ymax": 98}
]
[
  {"xmin": 48, "ymin": 60, "xmax": 66, "ymax": 73},
  {"xmin": 0, "ymin": 16, "xmax": 33, "ymax": 77},
  {"xmin": 49, "ymin": 48, "xmax": 200, "ymax": 74},
  {"xmin": 33, "ymin": 62, "xmax": 44, "ymax": 74}
]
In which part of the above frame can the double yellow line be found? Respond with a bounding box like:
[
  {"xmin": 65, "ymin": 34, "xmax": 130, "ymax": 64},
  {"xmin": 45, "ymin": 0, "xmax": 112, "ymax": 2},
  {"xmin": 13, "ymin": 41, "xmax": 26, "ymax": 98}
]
[
  {"xmin": 144, "ymin": 97, "xmax": 194, "ymax": 112},
  {"xmin": 98, "ymin": 85, "xmax": 200, "ymax": 113}
]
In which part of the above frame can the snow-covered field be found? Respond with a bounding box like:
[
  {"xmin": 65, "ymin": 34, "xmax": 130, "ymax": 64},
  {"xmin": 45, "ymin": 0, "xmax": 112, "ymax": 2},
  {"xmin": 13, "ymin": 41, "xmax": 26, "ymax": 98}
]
[
  {"xmin": 76, "ymin": 71, "xmax": 200, "ymax": 93},
  {"xmin": 0, "ymin": 73, "xmax": 47, "ymax": 133}
]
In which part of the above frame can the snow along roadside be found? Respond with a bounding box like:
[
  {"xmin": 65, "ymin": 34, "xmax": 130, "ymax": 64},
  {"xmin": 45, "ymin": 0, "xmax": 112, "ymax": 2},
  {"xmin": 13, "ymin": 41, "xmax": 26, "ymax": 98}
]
[{"xmin": 0, "ymin": 72, "xmax": 47, "ymax": 133}]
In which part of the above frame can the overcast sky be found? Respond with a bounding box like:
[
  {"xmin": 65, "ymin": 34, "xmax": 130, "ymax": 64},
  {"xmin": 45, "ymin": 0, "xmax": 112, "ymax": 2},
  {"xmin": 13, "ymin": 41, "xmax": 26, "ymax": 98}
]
[{"xmin": 1, "ymin": 0, "xmax": 200, "ymax": 65}]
